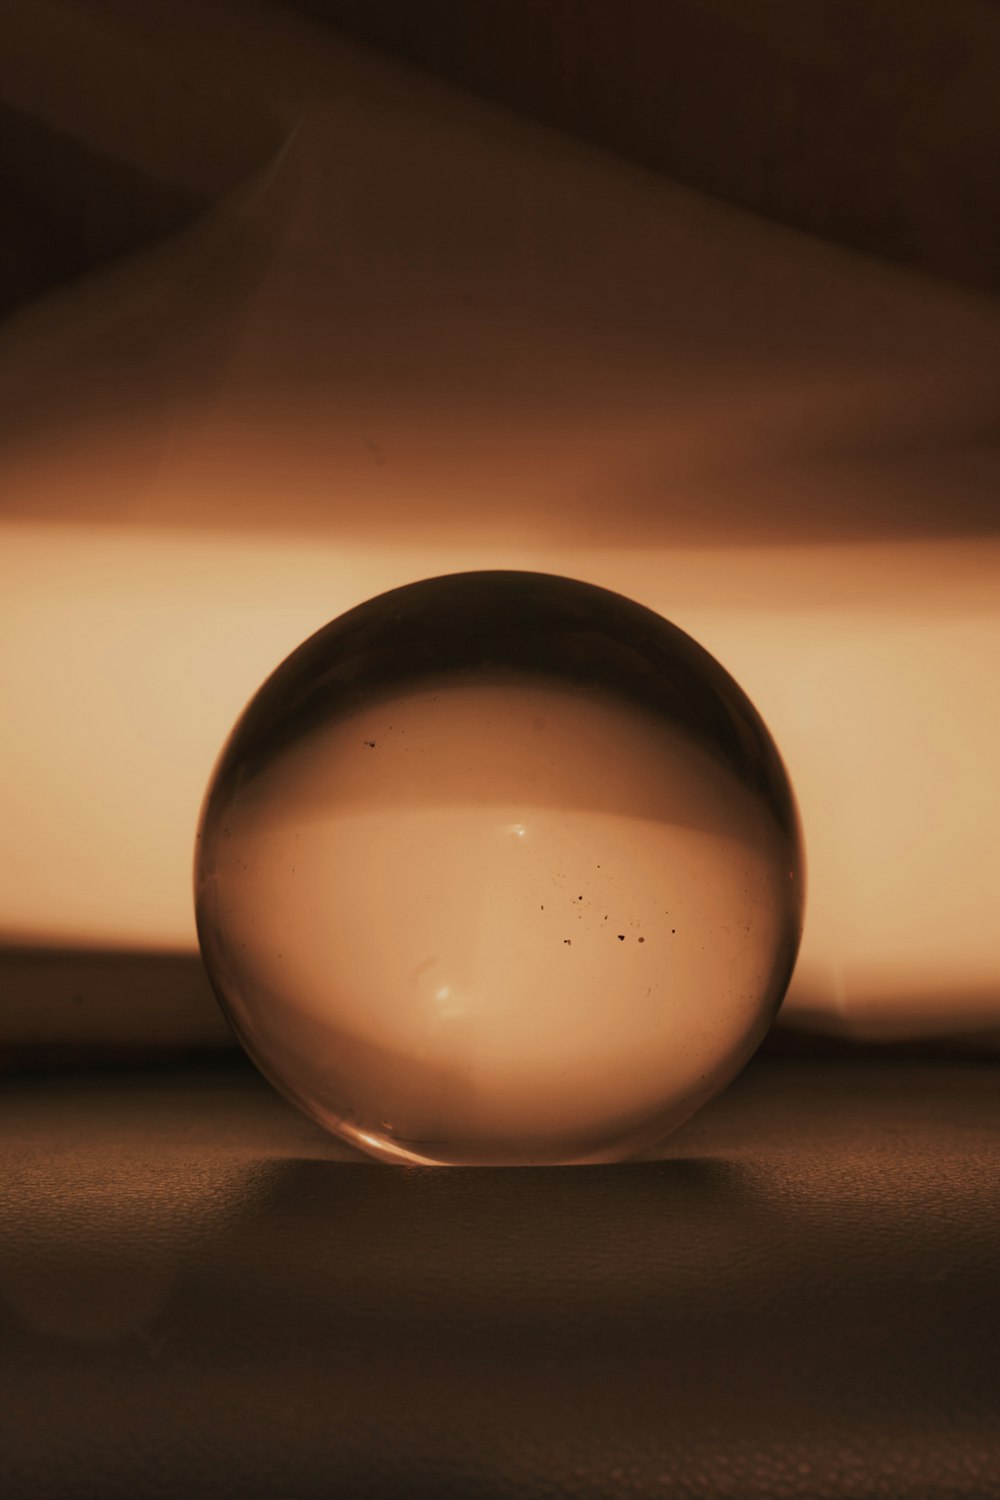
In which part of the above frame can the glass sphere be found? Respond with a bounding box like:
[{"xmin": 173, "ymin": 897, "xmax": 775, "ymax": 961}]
[{"xmin": 195, "ymin": 572, "xmax": 804, "ymax": 1165}]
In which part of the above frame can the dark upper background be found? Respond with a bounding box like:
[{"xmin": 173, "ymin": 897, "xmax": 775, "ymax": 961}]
[
  {"xmin": 1, "ymin": 0, "xmax": 998, "ymax": 545},
  {"xmin": 296, "ymin": 0, "xmax": 1000, "ymax": 298},
  {"xmin": 5, "ymin": 0, "xmax": 1000, "ymax": 311}
]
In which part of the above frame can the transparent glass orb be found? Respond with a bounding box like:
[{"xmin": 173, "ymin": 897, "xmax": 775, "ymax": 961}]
[{"xmin": 195, "ymin": 572, "xmax": 804, "ymax": 1166}]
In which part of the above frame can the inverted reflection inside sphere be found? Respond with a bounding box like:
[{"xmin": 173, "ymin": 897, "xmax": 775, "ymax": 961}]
[{"xmin": 195, "ymin": 572, "xmax": 804, "ymax": 1165}]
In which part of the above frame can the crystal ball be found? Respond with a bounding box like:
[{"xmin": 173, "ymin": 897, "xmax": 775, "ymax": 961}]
[{"xmin": 195, "ymin": 572, "xmax": 804, "ymax": 1165}]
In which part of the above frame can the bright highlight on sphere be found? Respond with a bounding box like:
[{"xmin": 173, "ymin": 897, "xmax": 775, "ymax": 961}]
[{"xmin": 195, "ymin": 572, "xmax": 804, "ymax": 1165}]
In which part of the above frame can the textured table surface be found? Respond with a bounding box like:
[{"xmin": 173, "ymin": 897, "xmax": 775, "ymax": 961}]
[{"xmin": 1, "ymin": 1056, "xmax": 998, "ymax": 1499}]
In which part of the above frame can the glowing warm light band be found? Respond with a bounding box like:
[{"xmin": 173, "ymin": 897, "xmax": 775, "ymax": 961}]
[{"xmin": 1, "ymin": 523, "xmax": 997, "ymax": 1039}]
